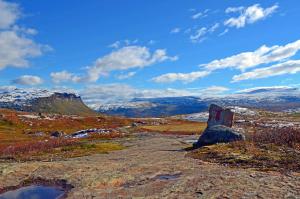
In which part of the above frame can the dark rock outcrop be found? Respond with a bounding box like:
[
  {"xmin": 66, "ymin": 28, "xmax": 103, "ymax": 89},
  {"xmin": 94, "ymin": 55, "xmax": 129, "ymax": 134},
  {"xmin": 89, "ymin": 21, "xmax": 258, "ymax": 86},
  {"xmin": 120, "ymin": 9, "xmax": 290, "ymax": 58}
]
[
  {"xmin": 194, "ymin": 104, "xmax": 245, "ymax": 147},
  {"xmin": 194, "ymin": 125, "xmax": 245, "ymax": 147}
]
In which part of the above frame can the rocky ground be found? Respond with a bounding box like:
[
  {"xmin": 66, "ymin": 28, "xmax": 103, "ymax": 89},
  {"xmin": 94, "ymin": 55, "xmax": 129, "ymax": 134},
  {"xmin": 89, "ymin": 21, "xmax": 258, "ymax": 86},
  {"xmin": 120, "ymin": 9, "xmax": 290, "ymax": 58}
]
[{"xmin": 0, "ymin": 132, "xmax": 300, "ymax": 199}]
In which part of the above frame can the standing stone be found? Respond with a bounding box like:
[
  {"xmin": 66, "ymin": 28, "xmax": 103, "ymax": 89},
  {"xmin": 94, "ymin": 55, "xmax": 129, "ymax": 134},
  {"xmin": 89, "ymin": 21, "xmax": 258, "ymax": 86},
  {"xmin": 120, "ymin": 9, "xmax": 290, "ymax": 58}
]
[
  {"xmin": 194, "ymin": 104, "xmax": 245, "ymax": 148},
  {"xmin": 207, "ymin": 104, "xmax": 234, "ymax": 128}
]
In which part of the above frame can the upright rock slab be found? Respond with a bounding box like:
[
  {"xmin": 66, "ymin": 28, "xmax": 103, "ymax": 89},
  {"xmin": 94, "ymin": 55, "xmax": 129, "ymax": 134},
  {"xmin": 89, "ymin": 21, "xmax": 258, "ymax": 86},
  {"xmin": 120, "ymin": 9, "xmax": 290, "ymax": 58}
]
[
  {"xmin": 194, "ymin": 104, "xmax": 245, "ymax": 148},
  {"xmin": 207, "ymin": 104, "xmax": 234, "ymax": 128}
]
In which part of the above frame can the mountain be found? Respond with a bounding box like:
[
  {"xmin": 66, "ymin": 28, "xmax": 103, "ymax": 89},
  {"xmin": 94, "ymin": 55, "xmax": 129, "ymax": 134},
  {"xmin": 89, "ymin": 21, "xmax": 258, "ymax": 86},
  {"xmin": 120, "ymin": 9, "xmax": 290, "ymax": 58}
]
[
  {"xmin": 0, "ymin": 88, "xmax": 96, "ymax": 116},
  {"xmin": 95, "ymin": 97, "xmax": 209, "ymax": 118},
  {"xmin": 95, "ymin": 88, "xmax": 300, "ymax": 117}
]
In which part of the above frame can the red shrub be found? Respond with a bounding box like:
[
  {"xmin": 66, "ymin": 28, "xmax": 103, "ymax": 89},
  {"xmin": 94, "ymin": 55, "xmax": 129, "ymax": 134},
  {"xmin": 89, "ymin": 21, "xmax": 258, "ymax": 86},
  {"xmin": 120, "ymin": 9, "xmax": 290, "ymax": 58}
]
[
  {"xmin": 249, "ymin": 127, "xmax": 300, "ymax": 149},
  {"xmin": 0, "ymin": 139, "xmax": 78, "ymax": 157}
]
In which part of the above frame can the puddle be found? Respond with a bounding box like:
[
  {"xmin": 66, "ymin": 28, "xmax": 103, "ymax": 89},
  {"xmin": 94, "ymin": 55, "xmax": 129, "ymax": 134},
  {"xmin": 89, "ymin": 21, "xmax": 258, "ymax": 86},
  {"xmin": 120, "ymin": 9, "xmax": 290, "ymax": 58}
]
[
  {"xmin": 123, "ymin": 173, "xmax": 182, "ymax": 188},
  {"xmin": 0, "ymin": 178, "xmax": 73, "ymax": 199},
  {"xmin": 0, "ymin": 185, "xmax": 64, "ymax": 199},
  {"xmin": 153, "ymin": 173, "xmax": 181, "ymax": 181}
]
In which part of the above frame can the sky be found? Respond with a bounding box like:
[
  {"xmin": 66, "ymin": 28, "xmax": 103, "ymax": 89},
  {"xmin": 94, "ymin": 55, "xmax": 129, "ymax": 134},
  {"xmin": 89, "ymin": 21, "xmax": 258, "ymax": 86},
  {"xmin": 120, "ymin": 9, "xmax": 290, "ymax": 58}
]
[{"xmin": 1, "ymin": 0, "xmax": 300, "ymax": 105}]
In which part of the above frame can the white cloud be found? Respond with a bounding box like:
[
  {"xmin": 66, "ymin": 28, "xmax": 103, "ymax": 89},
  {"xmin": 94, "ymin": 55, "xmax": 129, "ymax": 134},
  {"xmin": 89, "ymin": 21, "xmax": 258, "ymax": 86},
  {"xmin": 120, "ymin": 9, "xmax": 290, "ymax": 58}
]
[
  {"xmin": 232, "ymin": 60, "xmax": 300, "ymax": 82},
  {"xmin": 108, "ymin": 39, "xmax": 139, "ymax": 48},
  {"xmin": 190, "ymin": 23, "xmax": 219, "ymax": 43},
  {"xmin": 50, "ymin": 70, "xmax": 80, "ymax": 84},
  {"xmin": 108, "ymin": 41, "xmax": 120, "ymax": 49},
  {"xmin": 83, "ymin": 46, "xmax": 178, "ymax": 82},
  {"xmin": 170, "ymin": 28, "xmax": 180, "ymax": 34},
  {"xmin": 0, "ymin": 0, "xmax": 19, "ymax": 29},
  {"xmin": 0, "ymin": 0, "xmax": 49, "ymax": 70},
  {"xmin": 0, "ymin": 31, "xmax": 46, "ymax": 70},
  {"xmin": 152, "ymin": 71, "xmax": 210, "ymax": 83},
  {"xmin": 224, "ymin": 4, "xmax": 278, "ymax": 28},
  {"xmin": 201, "ymin": 39, "xmax": 300, "ymax": 71},
  {"xmin": 201, "ymin": 86, "xmax": 229, "ymax": 94},
  {"xmin": 80, "ymin": 84, "xmax": 227, "ymax": 105},
  {"xmin": 191, "ymin": 9, "xmax": 209, "ymax": 19},
  {"xmin": 148, "ymin": 40, "xmax": 156, "ymax": 45},
  {"xmin": 218, "ymin": 29, "xmax": 229, "ymax": 36},
  {"xmin": 116, "ymin": 71, "xmax": 136, "ymax": 80},
  {"xmin": 225, "ymin": 6, "xmax": 244, "ymax": 14},
  {"xmin": 236, "ymin": 86, "xmax": 297, "ymax": 93},
  {"xmin": 12, "ymin": 75, "xmax": 43, "ymax": 86}
]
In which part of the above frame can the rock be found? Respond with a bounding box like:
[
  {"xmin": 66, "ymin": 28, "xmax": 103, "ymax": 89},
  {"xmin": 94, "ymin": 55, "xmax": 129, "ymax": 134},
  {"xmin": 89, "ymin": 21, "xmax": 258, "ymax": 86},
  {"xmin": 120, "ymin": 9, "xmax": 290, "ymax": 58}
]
[
  {"xmin": 194, "ymin": 104, "xmax": 245, "ymax": 147},
  {"xmin": 194, "ymin": 125, "xmax": 245, "ymax": 147},
  {"xmin": 50, "ymin": 131, "xmax": 63, "ymax": 138},
  {"xmin": 207, "ymin": 104, "xmax": 234, "ymax": 128}
]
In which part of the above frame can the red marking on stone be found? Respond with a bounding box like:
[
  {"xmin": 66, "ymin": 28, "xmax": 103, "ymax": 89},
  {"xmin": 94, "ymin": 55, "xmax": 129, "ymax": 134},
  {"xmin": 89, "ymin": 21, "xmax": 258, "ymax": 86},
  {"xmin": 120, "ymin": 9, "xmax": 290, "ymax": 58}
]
[{"xmin": 215, "ymin": 110, "xmax": 221, "ymax": 121}]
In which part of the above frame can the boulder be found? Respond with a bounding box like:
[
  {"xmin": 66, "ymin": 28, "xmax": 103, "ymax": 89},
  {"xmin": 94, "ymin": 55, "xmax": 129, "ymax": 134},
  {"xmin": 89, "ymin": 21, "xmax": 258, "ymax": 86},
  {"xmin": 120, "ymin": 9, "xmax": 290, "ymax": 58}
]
[
  {"xmin": 194, "ymin": 125, "xmax": 245, "ymax": 147},
  {"xmin": 50, "ymin": 131, "xmax": 63, "ymax": 138},
  {"xmin": 207, "ymin": 104, "xmax": 234, "ymax": 128},
  {"xmin": 194, "ymin": 104, "xmax": 245, "ymax": 148}
]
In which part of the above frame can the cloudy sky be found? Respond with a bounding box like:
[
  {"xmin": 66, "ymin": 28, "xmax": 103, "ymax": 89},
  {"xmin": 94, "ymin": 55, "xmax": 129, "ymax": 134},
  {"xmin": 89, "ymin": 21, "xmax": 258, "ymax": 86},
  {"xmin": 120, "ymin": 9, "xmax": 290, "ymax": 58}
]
[{"xmin": 0, "ymin": 0, "xmax": 300, "ymax": 104}]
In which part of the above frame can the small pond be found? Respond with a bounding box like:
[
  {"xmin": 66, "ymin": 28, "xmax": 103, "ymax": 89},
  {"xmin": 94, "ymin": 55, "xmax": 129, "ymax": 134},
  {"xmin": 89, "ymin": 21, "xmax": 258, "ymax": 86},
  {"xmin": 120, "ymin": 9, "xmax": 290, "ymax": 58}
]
[{"xmin": 0, "ymin": 185, "xmax": 65, "ymax": 199}]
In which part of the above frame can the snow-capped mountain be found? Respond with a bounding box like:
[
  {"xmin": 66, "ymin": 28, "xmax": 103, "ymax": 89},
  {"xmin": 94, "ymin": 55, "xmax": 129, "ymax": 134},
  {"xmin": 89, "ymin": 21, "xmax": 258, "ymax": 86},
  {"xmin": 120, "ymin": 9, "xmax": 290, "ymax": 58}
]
[
  {"xmin": 95, "ymin": 87, "xmax": 300, "ymax": 117},
  {"xmin": 0, "ymin": 88, "xmax": 94, "ymax": 115}
]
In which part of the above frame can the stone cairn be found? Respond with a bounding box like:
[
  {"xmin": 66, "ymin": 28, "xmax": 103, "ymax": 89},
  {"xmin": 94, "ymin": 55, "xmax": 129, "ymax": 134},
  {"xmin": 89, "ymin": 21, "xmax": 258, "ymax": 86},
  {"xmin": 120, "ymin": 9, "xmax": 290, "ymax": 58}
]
[{"xmin": 194, "ymin": 104, "xmax": 245, "ymax": 148}]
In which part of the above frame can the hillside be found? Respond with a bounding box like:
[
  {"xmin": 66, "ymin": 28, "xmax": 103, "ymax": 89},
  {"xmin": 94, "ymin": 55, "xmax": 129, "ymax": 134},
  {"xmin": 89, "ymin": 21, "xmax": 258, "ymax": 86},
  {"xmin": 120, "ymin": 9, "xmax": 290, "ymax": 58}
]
[{"xmin": 0, "ymin": 89, "xmax": 96, "ymax": 116}]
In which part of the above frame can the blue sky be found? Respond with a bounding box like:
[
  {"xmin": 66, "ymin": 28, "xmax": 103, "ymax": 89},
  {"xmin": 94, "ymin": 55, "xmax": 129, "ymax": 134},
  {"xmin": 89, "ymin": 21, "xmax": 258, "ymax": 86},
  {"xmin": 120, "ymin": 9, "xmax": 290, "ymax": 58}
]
[{"xmin": 1, "ymin": 0, "xmax": 300, "ymax": 104}]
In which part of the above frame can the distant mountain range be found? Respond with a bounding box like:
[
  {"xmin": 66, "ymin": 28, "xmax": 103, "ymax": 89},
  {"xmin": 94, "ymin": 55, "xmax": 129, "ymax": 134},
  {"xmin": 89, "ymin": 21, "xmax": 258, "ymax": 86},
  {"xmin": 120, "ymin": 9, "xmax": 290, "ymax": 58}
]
[
  {"xmin": 95, "ymin": 87, "xmax": 300, "ymax": 117},
  {"xmin": 0, "ymin": 88, "xmax": 95, "ymax": 116},
  {"xmin": 1, "ymin": 87, "xmax": 300, "ymax": 117}
]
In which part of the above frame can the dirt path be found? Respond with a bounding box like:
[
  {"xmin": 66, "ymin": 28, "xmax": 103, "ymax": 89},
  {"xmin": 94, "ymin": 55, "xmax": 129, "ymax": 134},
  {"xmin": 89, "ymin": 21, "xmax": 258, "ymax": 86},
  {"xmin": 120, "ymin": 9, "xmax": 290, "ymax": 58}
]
[{"xmin": 0, "ymin": 133, "xmax": 300, "ymax": 198}]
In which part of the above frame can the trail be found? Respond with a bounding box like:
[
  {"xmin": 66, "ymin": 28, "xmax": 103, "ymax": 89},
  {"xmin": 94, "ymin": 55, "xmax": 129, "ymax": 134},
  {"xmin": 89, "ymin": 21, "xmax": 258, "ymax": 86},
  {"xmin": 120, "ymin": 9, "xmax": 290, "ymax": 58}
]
[{"xmin": 0, "ymin": 133, "xmax": 299, "ymax": 198}]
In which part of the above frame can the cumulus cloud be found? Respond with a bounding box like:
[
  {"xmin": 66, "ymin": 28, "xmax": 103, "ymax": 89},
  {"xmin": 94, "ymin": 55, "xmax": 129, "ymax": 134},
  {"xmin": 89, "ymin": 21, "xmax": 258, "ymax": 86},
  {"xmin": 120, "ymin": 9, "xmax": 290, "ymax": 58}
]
[
  {"xmin": 0, "ymin": 0, "xmax": 19, "ymax": 29},
  {"xmin": 50, "ymin": 71, "xmax": 81, "ymax": 84},
  {"xmin": 0, "ymin": 0, "xmax": 49, "ymax": 70},
  {"xmin": 12, "ymin": 75, "xmax": 43, "ymax": 86},
  {"xmin": 224, "ymin": 4, "xmax": 278, "ymax": 28},
  {"xmin": 80, "ymin": 84, "xmax": 227, "ymax": 105},
  {"xmin": 201, "ymin": 39, "xmax": 300, "ymax": 71},
  {"xmin": 152, "ymin": 71, "xmax": 210, "ymax": 83},
  {"xmin": 190, "ymin": 23, "xmax": 219, "ymax": 43},
  {"xmin": 82, "ymin": 46, "xmax": 178, "ymax": 82},
  {"xmin": 0, "ymin": 31, "xmax": 47, "ymax": 70},
  {"xmin": 232, "ymin": 60, "xmax": 300, "ymax": 82}
]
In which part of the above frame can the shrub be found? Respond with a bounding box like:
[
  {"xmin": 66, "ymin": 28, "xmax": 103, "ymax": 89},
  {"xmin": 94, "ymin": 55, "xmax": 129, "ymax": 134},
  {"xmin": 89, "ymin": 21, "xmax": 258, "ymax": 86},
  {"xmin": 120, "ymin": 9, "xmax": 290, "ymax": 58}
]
[
  {"xmin": 248, "ymin": 127, "xmax": 300, "ymax": 149},
  {"xmin": 0, "ymin": 139, "xmax": 78, "ymax": 157}
]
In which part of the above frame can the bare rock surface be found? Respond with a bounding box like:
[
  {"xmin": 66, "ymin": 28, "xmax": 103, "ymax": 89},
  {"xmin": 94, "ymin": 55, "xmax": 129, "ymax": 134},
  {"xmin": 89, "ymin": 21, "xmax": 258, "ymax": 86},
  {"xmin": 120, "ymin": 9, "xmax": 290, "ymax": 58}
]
[{"xmin": 0, "ymin": 133, "xmax": 299, "ymax": 198}]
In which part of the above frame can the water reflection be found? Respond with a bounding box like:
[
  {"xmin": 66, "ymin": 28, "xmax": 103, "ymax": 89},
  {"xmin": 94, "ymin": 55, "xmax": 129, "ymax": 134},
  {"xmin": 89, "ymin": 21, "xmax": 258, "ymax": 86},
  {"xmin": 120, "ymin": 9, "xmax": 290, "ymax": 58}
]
[{"xmin": 0, "ymin": 185, "xmax": 65, "ymax": 199}]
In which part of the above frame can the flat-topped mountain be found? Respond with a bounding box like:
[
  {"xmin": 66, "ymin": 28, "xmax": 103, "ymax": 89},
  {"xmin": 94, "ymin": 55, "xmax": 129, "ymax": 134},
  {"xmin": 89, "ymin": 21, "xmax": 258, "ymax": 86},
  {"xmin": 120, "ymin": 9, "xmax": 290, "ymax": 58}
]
[{"xmin": 0, "ymin": 88, "xmax": 95, "ymax": 116}]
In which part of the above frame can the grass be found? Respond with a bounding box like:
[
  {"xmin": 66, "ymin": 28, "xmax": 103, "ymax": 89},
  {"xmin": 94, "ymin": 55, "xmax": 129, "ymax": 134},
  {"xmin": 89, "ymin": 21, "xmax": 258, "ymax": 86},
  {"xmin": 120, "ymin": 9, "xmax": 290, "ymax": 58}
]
[
  {"xmin": 0, "ymin": 139, "xmax": 125, "ymax": 162},
  {"xmin": 140, "ymin": 121, "xmax": 206, "ymax": 135},
  {"xmin": 188, "ymin": 127, "xmax": 300, "ymax": 173},
  {"xmin": 0, "ymin": 108, "xmax": 130, "ymax": 162}
]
